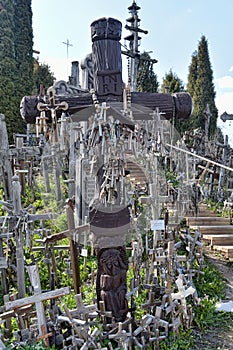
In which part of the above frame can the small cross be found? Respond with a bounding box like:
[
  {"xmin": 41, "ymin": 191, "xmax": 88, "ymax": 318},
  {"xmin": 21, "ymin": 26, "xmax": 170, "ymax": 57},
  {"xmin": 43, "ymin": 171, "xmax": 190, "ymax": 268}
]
[
  {"xmin": 62, "ymin": 39, "xmax": 73, "ymax": 60},
  {"xmin": 62, "ymin": 39, "xmax": 73, "ymax": 76}
]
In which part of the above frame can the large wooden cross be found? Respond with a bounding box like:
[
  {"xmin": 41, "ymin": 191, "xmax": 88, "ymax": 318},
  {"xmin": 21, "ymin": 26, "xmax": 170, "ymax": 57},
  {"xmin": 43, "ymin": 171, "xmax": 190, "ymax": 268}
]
[
  {"xmin": 5, "ymin": 265, "xmax": 69, "ymax": 347},
  {"xmin": 19, "ymin": 16, "xmax": 193, "ymax": 325}
]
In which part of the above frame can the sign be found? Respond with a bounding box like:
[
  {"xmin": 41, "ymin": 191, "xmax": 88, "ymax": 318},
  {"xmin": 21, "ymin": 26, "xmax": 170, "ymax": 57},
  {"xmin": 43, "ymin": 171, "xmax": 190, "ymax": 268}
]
[{"xmin": 150, "ymin": 219, "xmax": 165, "ymax": 231}]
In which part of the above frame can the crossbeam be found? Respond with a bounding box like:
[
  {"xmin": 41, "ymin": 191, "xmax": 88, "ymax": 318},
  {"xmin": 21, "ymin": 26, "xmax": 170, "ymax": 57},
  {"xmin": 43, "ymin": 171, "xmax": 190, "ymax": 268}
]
[{"xmin": 167, "ymin": 144, "xmax": 233, "ymax": 172}]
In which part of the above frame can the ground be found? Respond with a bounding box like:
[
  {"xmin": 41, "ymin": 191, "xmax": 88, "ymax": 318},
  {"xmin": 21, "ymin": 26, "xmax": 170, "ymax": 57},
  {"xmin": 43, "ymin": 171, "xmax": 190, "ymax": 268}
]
[{"xmin": 191, "ymin": 248, "xmax": 233, "ymax": 350}]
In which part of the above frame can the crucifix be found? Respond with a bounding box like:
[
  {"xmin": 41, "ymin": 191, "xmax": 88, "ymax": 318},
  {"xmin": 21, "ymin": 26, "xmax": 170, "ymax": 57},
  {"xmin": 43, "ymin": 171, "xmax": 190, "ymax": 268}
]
[{"xmin": 20, "ymin": 13, "xmax": 193, "ymax": 328}]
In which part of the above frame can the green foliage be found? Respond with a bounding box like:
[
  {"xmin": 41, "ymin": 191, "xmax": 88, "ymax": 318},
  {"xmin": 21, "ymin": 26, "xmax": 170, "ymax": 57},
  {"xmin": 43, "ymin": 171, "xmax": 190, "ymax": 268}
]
[
  {"xmin": 160, "ymin": 328, "xmax": 194, "ymax": 350},
  {"xmin": 194, "ymin": 297, "xmax": 219, "ymax": 330},
  {"xmin": 194, "ymin": 259, "xmax": 225, "ymax": 299},
  {"xmin": 187, "ymin": 51, "xmax": 198, "ymax": 97},
  {"xmin": 192, "ymin": 258, "xmax": 227, "ymax": 332},
  {"xmin": 161, "ymin": 69, "xmax": 184, "ymax": 93},
  {"xmin": 187, "ymin": 36, "xmax": 218, "ymax": 135},
  {"xmin": 137, "ymin": 51, "xmax": 159, "ymax": 92},
  {"xmin": 6, "ymin": 341, "xmax": 55, "ymax": 349},
  {"xmin": 32, "ymin": 61, "xmax": 55, "ymax": 95},
  {"xmin": 0, "ymin": 0, "xmax": 35, "ymax": 142},
  {"xmin": 165, "ymin": 170, "xmax": 179, "ymax": 187}
]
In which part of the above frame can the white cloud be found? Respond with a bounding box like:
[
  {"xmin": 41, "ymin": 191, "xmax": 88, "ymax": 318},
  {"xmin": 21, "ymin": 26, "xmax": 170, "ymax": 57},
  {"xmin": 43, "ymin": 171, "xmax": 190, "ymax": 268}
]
[
  {"xmin": 229, "ymin": 66, "xmax": 233, "ymax": 72},
  {"xmin": 215, "ymin": 75, "xmax": 233, "ymax": 89},
  {"xmin": 216, "ymin": 90, "xmax": 233, "ymax": 115},
  {"xmin": 216, "ymin": 90, "xmax": 233, "ymax": 147}
]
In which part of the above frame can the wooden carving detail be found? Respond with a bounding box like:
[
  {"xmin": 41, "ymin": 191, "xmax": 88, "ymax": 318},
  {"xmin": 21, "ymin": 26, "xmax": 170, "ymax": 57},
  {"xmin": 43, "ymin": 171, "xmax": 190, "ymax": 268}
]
[
  {"xmin": 96, "ymin": 246, "xmax": 128, "ymax": 322},
  {"xmin": 91, "ymin": 17, "xmax": 123, "ymax": 98}
]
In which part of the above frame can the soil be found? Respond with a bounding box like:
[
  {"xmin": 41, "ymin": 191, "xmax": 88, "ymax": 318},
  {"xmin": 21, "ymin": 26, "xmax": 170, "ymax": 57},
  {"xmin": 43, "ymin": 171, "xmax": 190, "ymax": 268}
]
[{"xmin": 190, "ymin": 248, "xmax": 233, "ymax": 350}]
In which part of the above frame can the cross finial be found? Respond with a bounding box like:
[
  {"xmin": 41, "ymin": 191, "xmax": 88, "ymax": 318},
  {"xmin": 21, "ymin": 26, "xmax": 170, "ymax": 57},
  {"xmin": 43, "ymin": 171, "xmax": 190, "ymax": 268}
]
[
  {"xmin": 62, "ymin": 39, "xmax": 73, "ymax": 59},
  {"xmin": 62, "ymin": 39, "xmax": 73, "ymax": 77}
]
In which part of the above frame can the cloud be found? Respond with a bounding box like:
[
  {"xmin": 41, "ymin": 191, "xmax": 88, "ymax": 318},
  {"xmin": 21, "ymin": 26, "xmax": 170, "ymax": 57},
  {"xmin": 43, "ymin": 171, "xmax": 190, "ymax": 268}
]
[
  {"xmin": 215, "ymin": 90, "xmax": 233, "ymax": 115},
  {"xmin": 229, "ymin": 66, "xmax": 233, "ymax": 72},
  {"xmin": 215, "ymin": 75, "xmax": 233, "ymax": 89},
  {"xmin": 216, "ymin": 90, "xmax": 233, "ymax": 147}
]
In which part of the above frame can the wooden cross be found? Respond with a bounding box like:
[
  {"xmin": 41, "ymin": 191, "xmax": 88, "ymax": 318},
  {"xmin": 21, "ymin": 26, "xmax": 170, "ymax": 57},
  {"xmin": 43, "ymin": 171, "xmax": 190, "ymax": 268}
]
[
  {"xmin": 69, "ymin": 294, "xmax": 97, "ymax": 322},
  {"xmin": 79, "ymin": 328, "xmax": 100, "ymax": 350},
  {"xmin": 148, "ymin": 307, "xmax": 169, "ymax": 348},
  {"xmin": 37, "ymin": 87, "xmax": 68, "ymax": 143},
  {"xmin": 171, "ymin": 274, "xmax": 196, "ymax": 326},
  {"xmin": 108, "ymin": 321, "xmax": 133, "ymax": 349},
  {"xmin": 5, "ymin": 265, "xmax": 70, "ymax": 347}
]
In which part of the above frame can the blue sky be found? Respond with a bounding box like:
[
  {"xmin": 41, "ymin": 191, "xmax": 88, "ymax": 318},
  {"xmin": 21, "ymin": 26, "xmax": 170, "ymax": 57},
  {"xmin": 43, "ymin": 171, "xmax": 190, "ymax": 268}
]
[{"xmin": 31, "ymin": 0, "xmax": 233, "ymax": 144}]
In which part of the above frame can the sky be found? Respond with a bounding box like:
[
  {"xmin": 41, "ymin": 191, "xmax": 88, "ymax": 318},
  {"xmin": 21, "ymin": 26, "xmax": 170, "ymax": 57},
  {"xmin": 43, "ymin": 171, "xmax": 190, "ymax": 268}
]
[{"xmin": 31, "ymin": 0, "xmax": 233, "ymax": 145}]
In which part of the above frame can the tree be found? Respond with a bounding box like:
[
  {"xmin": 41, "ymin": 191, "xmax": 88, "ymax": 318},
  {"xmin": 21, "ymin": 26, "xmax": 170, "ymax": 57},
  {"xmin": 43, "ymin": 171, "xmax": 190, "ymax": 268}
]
[
  {"xmin": 187, "ymin": 51, "xmax": 198, "ymax": 97},
  {"xmin": 0, "ymin": 0, "xmax": 35, "ymax": 142},
  {"xmin": 0, "ymin": 0, "xmax": 18, "ymax": 140},
  {"xmin": 188, "ymin": 36, "xmax": 218, "ymax": 135},
  {"xmin": 137, "ymin": 52, "xmax": 159, "ymax": 93},
  {"xmin": 13, "ymin": 0, "xmax": 34, "ymax": 97},
  {"xmin": 32, "ymin": 60, "xmax": 55, "ymax": 95},
  {"xmin": 161, "ymin": 69, "xmax": 184, "ymax": 93}
]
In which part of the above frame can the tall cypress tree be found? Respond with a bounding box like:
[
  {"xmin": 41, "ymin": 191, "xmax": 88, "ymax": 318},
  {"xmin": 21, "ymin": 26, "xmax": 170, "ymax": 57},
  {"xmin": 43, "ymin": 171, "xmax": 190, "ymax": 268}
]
[
  {"xmin": 137, "ymin": 52, "xmax": 159, "ymax": 93},
  {"xmin": 187, "ymin": 51, "xmax": 198, "ymax": 97},
  {"xmin": 14, "ymin": 0, "xmax": 34, "ymax": 96},
  {"xmin": 189, "ymin": 36, "xmax": 218, "ymax": 135},
  {"xmin": 161, "ymin": 69, "xmax": 184, "ymax": 93},
  {"xmin": 0, "ymin": 0, "xmax": 18, "ymax": 140},
  {"xmin": 0, "ymin": 0, "xmax": 34, "ymax": 141},
  {"xmin": 32, "ymin": 60, "xmax": 55, "ymax": 95}
]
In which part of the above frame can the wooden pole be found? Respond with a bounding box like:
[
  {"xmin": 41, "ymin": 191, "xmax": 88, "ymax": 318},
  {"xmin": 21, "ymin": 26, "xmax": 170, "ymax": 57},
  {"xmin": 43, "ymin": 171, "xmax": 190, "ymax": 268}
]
[
  {"xmin": 167, "ymin": 143, "xmax": 233, "ymax": 172},
  {"xmin": 66, "ymin": 201, "xmax": 81, "ymax": 294},
  {"xmin": 27, "ymin": 265, "xmax": 49, "ymax": 346},
  {"xmin": 12, "ymin": 175, "xmax": 25, "ymax": 299}
]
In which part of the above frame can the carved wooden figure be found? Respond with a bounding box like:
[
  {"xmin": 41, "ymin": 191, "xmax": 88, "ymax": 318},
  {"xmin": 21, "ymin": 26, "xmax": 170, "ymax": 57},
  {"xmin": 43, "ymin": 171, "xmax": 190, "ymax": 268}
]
[{"xmin": 97, "ymin": 247, "xmax": 128, "ymax": 322}]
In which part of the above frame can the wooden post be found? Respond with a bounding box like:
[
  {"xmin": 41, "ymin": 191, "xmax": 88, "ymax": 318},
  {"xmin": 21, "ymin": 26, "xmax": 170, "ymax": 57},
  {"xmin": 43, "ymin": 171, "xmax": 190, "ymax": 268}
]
[
  {"xmin": 12, "ymin": 175, "xmax": 25, "ymax": 299},
  {"xmin": 5, "ymin": 265, "xmax": 70, "ymax": 346},
  {"xmin": 0, "ymin": 114, "xmax": 12, "ymax": 199},
  {"xmin": 0, "ymin": 236, "xmax": 8, "ymax": 296},
  {"xmin": 27, "ymin": 265, "xmax": 49, "ymax": 346},
  {"xmin": 66, "ymin": 200, "xmax": 81, "ymax": 294},
  {"xmin": 15, "ymin": 136, "xmax": 26, "ymax": 196},
  {"xmin": 91, "ymin": 17, "xmax": 123, "ymax": 99},
  {"xmin": 218, "ymin": 135, "xmax": 228, "ymax": 200}
]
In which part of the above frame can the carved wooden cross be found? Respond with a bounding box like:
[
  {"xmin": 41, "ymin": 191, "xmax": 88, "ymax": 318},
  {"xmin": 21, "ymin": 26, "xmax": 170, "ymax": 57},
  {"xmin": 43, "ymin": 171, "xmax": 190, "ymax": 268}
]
[
  {"xmin": 37, "ymin": 87, "xmax": 68, "ymax": 143},
  {"xmin": 5, "ymin": 265, "xmax": 70, "ymax": 347}
]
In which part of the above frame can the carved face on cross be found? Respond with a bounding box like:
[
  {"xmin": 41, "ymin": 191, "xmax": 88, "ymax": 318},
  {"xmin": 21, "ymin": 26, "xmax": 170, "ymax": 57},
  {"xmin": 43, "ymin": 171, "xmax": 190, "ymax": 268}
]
[{"xmin": 100, "ymin": 249, "xmax": 127, "ymax": 276}]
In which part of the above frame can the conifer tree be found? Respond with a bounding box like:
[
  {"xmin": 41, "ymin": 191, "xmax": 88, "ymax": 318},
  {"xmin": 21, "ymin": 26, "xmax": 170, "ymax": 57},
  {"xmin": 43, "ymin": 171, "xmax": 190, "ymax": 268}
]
[
  {"xmin": 0, "ymin": 0, "xmax": 34, "ymax": 141},
  {"xmin": 187, "ymin": 51, "xmax": 198, "ymax": 97},
  {"xmin": 161, "ymin": 69, "xmax": 184, "ymax": 93},
  {"xmin": 137, "ymin": 52, "xmax": 159, "ymax": 93},
  {"xmin": 0, "ymin": 0, "xmax": 18, "ymax": 140},
  {"xmin": 13, "ymin": 0, "xmax": 34, "ymax": 96},
  {"xmin": 32, "ymin": 60, "xmax": 55, "ymax": 95},
  {"xmin": 188, "ymin": 36, "xmax": 218, "ymax": 135}
]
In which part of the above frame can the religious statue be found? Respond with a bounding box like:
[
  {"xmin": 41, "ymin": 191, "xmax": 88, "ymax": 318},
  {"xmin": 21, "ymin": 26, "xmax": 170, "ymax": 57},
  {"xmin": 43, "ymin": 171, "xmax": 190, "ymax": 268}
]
[{"xmin": 96, "ymin": 247, "xmax": 128, "ymax": 322}]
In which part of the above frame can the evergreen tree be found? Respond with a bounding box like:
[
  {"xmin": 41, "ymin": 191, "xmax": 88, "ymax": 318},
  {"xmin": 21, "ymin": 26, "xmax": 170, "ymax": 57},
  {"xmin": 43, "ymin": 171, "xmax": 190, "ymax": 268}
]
[
  {"xmin": 187, "ymin": 51, "xmax": 198, "ymax": 97},
  {"xmin": 32, "ymin": 60, "xmax": 55, "ymax": 95},
  {"xmin": 161, "ymin": 69, "xmax": 184, "ymax": 93},
  {"xmin": 0, "ymin": 0, "xmax": 34, "ymax": 141},
  {"xmin": 188, "ymin": 36, "xmax": 218, "ymax": 135},
  {"xmin": 137, "ymin": 52, "xmax": 159, "ymax": 93},
  {"xmin": 0, "ymin": 0, "xmax": 18, "ymax": 140},
  {"xmin": 13, "ymin": 0, "xmax": 34, "ymax": 96}
]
